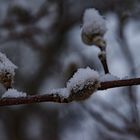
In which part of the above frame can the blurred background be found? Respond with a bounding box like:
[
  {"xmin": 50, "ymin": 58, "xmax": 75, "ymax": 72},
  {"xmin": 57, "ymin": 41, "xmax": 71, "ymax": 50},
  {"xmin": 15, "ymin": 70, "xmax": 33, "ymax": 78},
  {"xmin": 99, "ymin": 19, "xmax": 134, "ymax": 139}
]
[{"xmin": 0, "ymin": 0, "xmax": 140, "ymax": 139}]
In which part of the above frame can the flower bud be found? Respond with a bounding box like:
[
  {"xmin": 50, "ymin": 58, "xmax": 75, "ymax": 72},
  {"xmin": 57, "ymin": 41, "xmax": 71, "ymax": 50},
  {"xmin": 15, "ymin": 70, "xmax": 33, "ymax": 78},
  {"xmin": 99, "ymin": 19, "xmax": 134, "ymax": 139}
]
[{"xmin": 81, "ymin": 8, "xmax": 107, "ymax": 47}]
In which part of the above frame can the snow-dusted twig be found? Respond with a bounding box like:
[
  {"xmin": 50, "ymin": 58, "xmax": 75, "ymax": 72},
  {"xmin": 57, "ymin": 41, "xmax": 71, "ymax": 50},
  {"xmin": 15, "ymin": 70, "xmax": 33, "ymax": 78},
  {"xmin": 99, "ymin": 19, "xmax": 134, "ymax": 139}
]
[{"xmin": 0, "ymin": 77, "xmax": 140, "ymax": 106}]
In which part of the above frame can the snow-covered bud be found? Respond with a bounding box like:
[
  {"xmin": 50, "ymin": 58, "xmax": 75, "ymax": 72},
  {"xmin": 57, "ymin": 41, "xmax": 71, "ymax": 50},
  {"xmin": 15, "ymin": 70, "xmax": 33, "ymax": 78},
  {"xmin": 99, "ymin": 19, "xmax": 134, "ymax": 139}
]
[
  {"xmin": 81, "ymin": 8, "xmax": 107, "ymax": 48},
  {"xmin": 0, "ymin": 52, "xmax": 17, "ymax": 89},
  {"xmin": 66, "ymin": 67, "xmax": 100, "ymax": 101}
]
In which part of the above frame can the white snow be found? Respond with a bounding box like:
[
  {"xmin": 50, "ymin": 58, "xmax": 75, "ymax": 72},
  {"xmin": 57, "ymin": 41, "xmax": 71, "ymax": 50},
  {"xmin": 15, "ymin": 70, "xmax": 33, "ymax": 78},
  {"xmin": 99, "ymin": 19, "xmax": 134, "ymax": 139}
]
[
  {"xmin": 66, "ymin": 67, "xmax": 100, "ymax": 92},
  {"xmin": 0, "ymin": 52, "xmax": 17, "ymax": 76},
  {"xmin": 48, "ymin": 88, "xmax": 70, "ymax": 98},
  {"xmin": 2, "ymin": 88, "xmax": 27, "ymax": 98},
  {"xmin": 122, "ymin": 76, "xmax": 134, "ymax": 80},
  {"xmin": 99, "ymin": 74, "xmax": 120, "ymax": 82},
  {"xmin": 82, "ymin": 8, "xmax": 107, "ymax": 36}
]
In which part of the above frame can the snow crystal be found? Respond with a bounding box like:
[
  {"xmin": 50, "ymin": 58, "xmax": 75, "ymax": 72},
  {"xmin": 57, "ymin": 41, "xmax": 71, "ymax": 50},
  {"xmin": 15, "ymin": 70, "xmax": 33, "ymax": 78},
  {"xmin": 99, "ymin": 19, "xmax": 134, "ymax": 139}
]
[
  {"xmin": 0, "ymin": 52, "xmax": 17, "ymax": 76},
  {"xmin": 66, "ymin": 67, "xmax": 100, "ymax": 92},
  {"xmin": 123, "ymin": 76, "xmax": 130, "ymax": 79},
  {"xmin": 122, "ymin": 76, "xmax": 135, "ymax": 80},
  {"xmin": 82, "ymin": 8, "xmax": 107, "ymax": 36},
  {"xmin": 2, "ymin": 88, "xmax": 27, "ymax": 98},
  {"xmin": 48, "ymin": 88, "xmax": 70, "ymax": 98},
  {"xmin": 99, "ymin": 74, "xmax": 120, "ymax": 82}
]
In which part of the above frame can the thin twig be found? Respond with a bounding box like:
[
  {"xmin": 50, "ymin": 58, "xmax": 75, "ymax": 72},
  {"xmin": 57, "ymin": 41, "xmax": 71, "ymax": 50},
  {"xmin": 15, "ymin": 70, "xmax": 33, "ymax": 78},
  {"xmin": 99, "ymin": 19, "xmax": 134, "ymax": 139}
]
[
  {"xmin": 99, "ymin": 78, "xmax": 140, "ymax": 90},
  {"xmin": 98, "ymin": 53, "xmax": 109, "ymax": 74},
  {"xmin": 97, "ymin": 40, "xmax": 109, "ymax": 74},
  {"xmin": 0, "ymin": 77, "xmax": 140, "ymax": 106},
  {"xmin": 0, "ymin": 94, "xmax": 70, "ymax": 106}
]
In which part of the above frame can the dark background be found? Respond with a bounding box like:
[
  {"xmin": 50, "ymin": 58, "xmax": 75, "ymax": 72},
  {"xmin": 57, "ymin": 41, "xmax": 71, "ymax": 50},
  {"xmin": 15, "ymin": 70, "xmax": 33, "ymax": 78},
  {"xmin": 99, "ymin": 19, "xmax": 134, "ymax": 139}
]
[{"xmin": 0, "ymin": 0, "xmax": 140, "ymax": 140}]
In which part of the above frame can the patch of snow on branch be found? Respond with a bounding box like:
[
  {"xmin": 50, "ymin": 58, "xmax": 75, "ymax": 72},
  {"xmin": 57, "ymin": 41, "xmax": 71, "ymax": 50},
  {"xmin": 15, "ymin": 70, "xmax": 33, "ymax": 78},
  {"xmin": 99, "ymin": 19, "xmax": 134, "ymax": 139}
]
[
  {"xmin": 0, "ymin": 52, "xmax": 17, "ymax": 76},
  {"xmin": 48, "ymin": 88, "xmax": 70, "ymax": 98},
  {"xmin": 67, "ymin": 67, "xmax": 100, "ymax": 93},
  {"xmin": 99, "ymin": 74, "xmax": 120, "ymax": 82},
  {"xmin": 2, "ymin": 88, "xmax": 27, "ymax": 98}
]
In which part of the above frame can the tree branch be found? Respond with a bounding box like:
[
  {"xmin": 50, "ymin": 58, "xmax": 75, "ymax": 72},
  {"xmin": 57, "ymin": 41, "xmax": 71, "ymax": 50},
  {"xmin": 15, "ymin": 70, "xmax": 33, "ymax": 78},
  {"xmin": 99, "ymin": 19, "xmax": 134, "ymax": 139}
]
[
  {"xmin": 0, "ymin": 77, "xmax": 140, "ymax": 106},
  {"xmin": 99, "ymin": 77, "xmax": 140, "ymax": 90}
]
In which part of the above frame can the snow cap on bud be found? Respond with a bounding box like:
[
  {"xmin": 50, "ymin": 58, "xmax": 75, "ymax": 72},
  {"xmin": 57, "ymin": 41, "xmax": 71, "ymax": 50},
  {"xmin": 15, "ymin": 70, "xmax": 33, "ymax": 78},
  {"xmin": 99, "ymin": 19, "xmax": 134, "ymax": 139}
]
[
  {"xmin": 81, "ymin": 8, "xmax": 107, "ymax": 47},
  {"xmin": 66, "ymin": 67, "xmax": 100, "ymax": 101}
]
